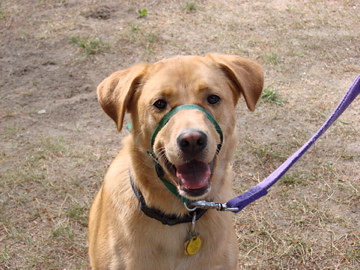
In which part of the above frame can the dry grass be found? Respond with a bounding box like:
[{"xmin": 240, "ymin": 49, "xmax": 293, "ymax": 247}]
[{"xmin": 0, "ymin": 0, "xmax": 359, "ymax": 269}]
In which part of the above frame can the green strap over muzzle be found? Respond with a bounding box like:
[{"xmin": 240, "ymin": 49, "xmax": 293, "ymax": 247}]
[
  {"xmin": 150, "ymin": 104, "xmax": 223, "ymax": 153},
  {"xmin": 147, "ymin": 104, "xmax": 224, "ymax": 204}
]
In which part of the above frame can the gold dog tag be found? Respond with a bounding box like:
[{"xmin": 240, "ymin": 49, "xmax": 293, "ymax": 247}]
[{"xmin": 184, "ymin": 234, "xmax": 202, "ymax": 255}]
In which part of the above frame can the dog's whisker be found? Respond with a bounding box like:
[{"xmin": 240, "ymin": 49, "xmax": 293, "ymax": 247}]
[
  {"xmin": 155, "ymin": 147, "xmax": 177, "ymax": 171},
  {"xmin": 157, "ymin": 148, "xmax": 168, "ymax": 163}
]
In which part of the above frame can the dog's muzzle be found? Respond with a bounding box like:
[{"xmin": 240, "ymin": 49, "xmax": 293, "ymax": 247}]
[
  {"xmin": 150, "ymin": 104, "xmax": 223, "ymax": 154},
  {"xmin": 147, "ymin": 104, "xmax": 224, "ymax": 203}
]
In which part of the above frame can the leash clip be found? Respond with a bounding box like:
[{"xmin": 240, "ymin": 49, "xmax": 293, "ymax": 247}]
[{"xmin": 185, "ymin": 200, "xmax": 239, "ymax": 212}]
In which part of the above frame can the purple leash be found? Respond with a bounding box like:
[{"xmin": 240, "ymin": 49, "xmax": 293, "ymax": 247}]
[{"xmin": 226, "ymin": 75, "xmax": 360, "ymax": 213}]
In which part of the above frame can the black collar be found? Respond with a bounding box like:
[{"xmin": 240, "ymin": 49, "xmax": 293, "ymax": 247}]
[{"xmin": 129, "ymin": 174, "xmax": 207, "ymax": 226}]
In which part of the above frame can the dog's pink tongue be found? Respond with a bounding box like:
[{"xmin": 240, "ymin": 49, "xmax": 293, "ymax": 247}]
[{"xmin": 176, "ymin": 161, "xmax": 210, "ymax": 190}]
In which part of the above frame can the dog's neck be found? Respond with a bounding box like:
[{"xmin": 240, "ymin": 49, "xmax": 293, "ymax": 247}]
[
  {"xmin": 129, "ymin": 173, "xmax": 208, "ymax": 225},
  {"xmin": 126, "ymin": 134, "xmax": 236, "ymax": 217},
  {"xmin": 126, "ymin": 136, "xmax": 189, "ymax": 215}
]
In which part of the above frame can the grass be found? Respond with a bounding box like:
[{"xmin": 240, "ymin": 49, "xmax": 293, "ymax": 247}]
[
  {"xmin": 0, "ymin": 2, "xmax": 6, "ymax": 20},
  {"xmin": 236, "ymin": 192, "xmax": 359, "ymax": 268},
  {"xmin": 281, "ymin": 174, "xmax": 307, "ymax": 186},
  {"xmin": 262, "ymin": 52, "xmax": 281, "ymax": 65},
  {"xmin": 130, "ymin": 23, "xmax": 140, "ymax": 33},
  {"xmin": 0, "ymin": 10, "xmax": 5, "ymax": 20},
  {"xmin": 69, "ymin": 36, "xmax": 110, "ymax": 56},
  {"xmin": 185, "ymin": 2, "xmax": 197, "ymax": 12},
  {"xmin": 261, "ymin": 86, "xmax": 285, "ymax": 105},
  {"xmin": 234, "ymin": 116, "xmax": 359, "ymax": 268},
  {"xmin": 66, "ymin": 202, "xmax": 88, "ymax": 226},
  {"xmin": 249, "ymin": 141, "xmax": 287, "ymax": 165},
  {"xmin": 51, "ymin": 225, "xmax": 74, "ymax": 240},
  {"xmin": 118, "ymin": 24, "xmax": 161, "ymax": 54},
  {"xmin": 3, "ymin": 125, "xmax": 21, "ymax": 137},
  {"xmin": 0, "ymin": 134, "xmax": 98, "ymax": 269}
]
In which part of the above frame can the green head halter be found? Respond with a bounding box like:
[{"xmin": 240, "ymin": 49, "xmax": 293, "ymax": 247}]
[
  {"xmin": 150, "ymin": 104, "xmax": 223, "ymax": 153},
  {"xmin": 148, "ymin": 104, "xmax": 224, "ymax": 203}
]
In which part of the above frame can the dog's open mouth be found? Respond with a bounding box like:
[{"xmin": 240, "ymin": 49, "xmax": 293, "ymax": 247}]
[
  {"xmin": 164, "ymin": 159, "xmax": 214, "ymax": 198},
  {"xmin": 176, "ymin": 160, "xmax": 210, "ymax": 189}
]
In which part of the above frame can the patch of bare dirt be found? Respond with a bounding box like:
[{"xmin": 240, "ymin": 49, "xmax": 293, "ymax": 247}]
[{"xmin": 1, "ymin": 0, "xmax": 359, "ymax": 269}]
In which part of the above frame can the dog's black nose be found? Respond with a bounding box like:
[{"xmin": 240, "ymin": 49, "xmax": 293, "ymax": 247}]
[{"xmin": 177, "ymin": 129, "xmax": 208, "ymax": 155}]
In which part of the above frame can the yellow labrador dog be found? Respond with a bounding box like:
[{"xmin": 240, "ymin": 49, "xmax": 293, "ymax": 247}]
[{"xmin": 89, "ymin": 54, "xmax": 263, "ymax": 270}]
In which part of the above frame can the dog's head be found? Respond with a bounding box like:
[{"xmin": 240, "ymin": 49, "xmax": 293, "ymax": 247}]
[{"xmin": 97, "ymin": 54, "xmax": 263, "ymax": 200}]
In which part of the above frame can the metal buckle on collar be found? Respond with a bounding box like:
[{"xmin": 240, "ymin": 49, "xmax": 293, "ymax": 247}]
[{"xmin": 185, "ymin": 200, "xmax": 239, "ymax": 212}]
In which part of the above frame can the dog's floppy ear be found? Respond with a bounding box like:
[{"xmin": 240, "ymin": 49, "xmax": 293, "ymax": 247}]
[
  {"xmin": 97, "ymin": 63, "xmax": 148, "ymax": 131},
  {"xmin": 207, "ymin": 53, "xmax": 264, "ymax": 111}
]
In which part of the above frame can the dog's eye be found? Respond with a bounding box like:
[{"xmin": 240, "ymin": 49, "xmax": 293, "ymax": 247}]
[
  {"xmin": 153, "ymin": 99, "xmax": 167, "ymax": 110},
  {"xmin": 207, "ymin": 95, "xmax": 221, "ymax": 105}
]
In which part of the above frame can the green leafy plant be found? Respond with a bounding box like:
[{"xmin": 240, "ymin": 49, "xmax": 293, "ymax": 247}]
[{"xmin": 138, "ymin": 9, "xmax": 148, "ymax": 18}]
